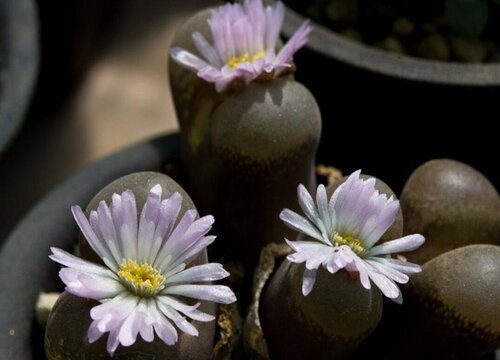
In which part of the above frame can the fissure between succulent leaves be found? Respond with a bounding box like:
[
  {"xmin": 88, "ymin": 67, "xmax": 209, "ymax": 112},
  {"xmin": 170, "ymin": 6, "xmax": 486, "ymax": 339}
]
[
  {"xmin": 332, "ymin": 232, "xmax": 366, "ymax": 256},
  {"xmin": 118, "ymin": 259, "xmax": 165, "ymax": 298},
  {"xmin": 227, "ymin": 50, "xmax": 266, "ymax": 69}
]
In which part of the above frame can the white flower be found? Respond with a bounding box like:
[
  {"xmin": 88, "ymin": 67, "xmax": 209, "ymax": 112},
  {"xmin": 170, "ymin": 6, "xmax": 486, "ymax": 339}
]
[
  {"xmin": 280, "ymin": 170, "xmax": 425, "ymax": 303},
  {"xmin": 50, "ymin": 185, "xmax": 236, "ymax": 355},
  {"xmin": 170, "ymin": 0, "xmax": 311, "ymax": 92}
]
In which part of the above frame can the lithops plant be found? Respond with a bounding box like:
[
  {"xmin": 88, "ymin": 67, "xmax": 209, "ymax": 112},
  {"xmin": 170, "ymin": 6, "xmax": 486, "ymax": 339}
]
[
  {"xmin": 262, "ymin": 262, "xmax": 383, "ymax": 360},
  {"xmin": 378, "ymin": 244, "xmax": 500, "ymax": 359},
  {"xmin": 169, "ymin": 0, "xmax": 321, "ymax": 264},
  {"xmin": 261, "ymin": 171, "xmax": 424, "ymax": 359},
  {"xmin": 400, "ymin": 159, "xmax": 500, "ymax": 264},
  {"xmin": 46, "ymin": 172, "xmax": 236, "ymax": 359}
]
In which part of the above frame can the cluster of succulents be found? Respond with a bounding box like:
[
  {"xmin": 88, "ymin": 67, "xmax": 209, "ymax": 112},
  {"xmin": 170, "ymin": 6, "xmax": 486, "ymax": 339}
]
[{"xmin": 44, "ymin": 1, "xmax": 499, "ymax": 359}]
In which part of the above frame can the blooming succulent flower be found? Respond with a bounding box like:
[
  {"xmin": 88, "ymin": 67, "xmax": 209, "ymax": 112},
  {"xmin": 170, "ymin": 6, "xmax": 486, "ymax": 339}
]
[
  {"xmin": 170, "ymin": 0, "xmax": 311, "ymax": 92},
  {"xmin": 50, "ymin": 185, "xmax": 236, "ymax": 355},
  {"xmin": 280, "ymin": 171, "xmax": 425, "ymax": 303}
]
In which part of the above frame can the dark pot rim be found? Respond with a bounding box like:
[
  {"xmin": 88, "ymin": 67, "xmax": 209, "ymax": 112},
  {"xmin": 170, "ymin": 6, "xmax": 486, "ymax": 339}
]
[
  {"xmin": 0, "ymin": 0, "xmax": 39, "ymax": 155},
  {"xmin": 282, "ymin": 4, "xmax": 500, "ymax": 86},
  {"xmin": 0, "ymin": 133, "xmax": 180, "ymax": 360}
]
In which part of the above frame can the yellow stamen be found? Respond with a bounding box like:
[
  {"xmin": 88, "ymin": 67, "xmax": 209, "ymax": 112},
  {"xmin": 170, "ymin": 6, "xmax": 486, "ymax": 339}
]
[
  {"xmin": 118, "ymin": 260, "xmax": 165, "ymax": 297},
  {"xmin": 227, "ymin": 50, "xmax": 266, "ymax": 69},
  {"xmin": 332, "ymin": 232, "xmax": 366, "ymax": 256}
]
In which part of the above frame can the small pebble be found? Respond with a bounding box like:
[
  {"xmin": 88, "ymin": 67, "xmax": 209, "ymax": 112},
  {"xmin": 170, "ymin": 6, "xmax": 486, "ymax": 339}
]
[
  {"xmin": 376, "ymin": 36, "xmax": 406, "ymax": 54},
  {"xmin": 325, "ymin": 0, "xmax": 359, "ymax": 22},
  {"xmin": 393, "ymin": 17, "xmax": 415, "ymax": 36},
  {"xmin": 417, "ymin": 34, "xmax": 450, "ymax": 61},
  {"xmin": 341, "ymin": 27, "xmax": 363, "ymax": 43},
  {"xmin": 450, "ymin": 36, "xmax": 487, "ymax": 63}
]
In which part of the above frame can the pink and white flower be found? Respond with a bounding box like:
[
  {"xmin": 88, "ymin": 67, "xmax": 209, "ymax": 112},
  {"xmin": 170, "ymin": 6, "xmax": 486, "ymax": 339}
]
[
  {"xmin": 50, "ymin": 185, "xmax": 236, "ymax": 355},
  {"xmin": 280, "ymin": 171, "xmax": 425, "ymax": 303},
  {"xmin": 170, "ymin": 0, "xmax": 311, "ymax": 92}
]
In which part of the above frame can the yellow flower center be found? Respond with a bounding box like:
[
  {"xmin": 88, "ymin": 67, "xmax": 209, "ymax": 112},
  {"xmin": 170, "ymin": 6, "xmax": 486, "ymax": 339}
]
[
  {"xmin": 118, "ymin": 260, "xmax": 165, "ymax": 297},
  {"xmin": 227, "ymin": 50, "xmax": 266, "ymax": 69},
  {"xmin": 332, "ymin": 232, "xmax": 366, "ymax": 256}
]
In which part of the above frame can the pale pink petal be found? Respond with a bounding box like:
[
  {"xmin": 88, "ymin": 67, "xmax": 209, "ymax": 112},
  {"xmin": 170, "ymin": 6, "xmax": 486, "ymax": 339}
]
[
  {"xmin": 139, "ymin": 302, "xmax": 155, "ymax": 342},
  {"xmin": 192, "ymin": 32, "xmax": 223, "ymax": 67},
  {"xmin": 265, "ymin": 1, "xmax": 285, "ymax": 50},
  {"xmin": 274, "ymin": 20, "xmax": 311, "ymax": 71},
  {"xmin": 364, "ymin": 263, "xmax": 401, "ymax": 300},
  {"xmin": 352, "ymin": 256, "xmax": 371, "ymax": 289},
  {"xmin": 72, "ymin": 206, "xmax": 116, "ymax": 266},
  {"xmin": 90, "ymin": 294, "xmax": 137, "ymax": 321},
  {"xmin": 153, "ymin": 317, "xmax": 178, "ymax": 346},
  {"xmin": 302, "ymin": 268, "xmax": 317, "ymax": 296},
  {"xmin": 170, "ymin": 47, "xmax": 209, "ymax": 72},
  {"xmin": 94, "ymin": 201, "xmax": 122, "ymax": 266},
  {"xmin": 316, "ymin": 184, "xmax": 335, "ymax": 236},
  {"xmin": 137, "ymin": 185, "xmax": 162, "ymax": 262},
  {"xmin": 88, "ymin": 320, "xmax": 105, "ymax": 343},
  {"xmin": 146, "ymin": 192, "xmax": 183, "ymax": 264},
  {"xmin": 49, "ymin": 247, "xmax": 114, "ymax": 277},
  {"xmin": 153, "ymin": 209, "xmax": 197, "ymax": 269},
  {"xmin": 280, "ymin": 208, "xmax": 324, "ymax": 242},
  {"xmin": 166, "ymin": 235, "xmax": 216, "ymax": 270},
  {"xmin": 157, "ymin": 302, "xmax": 199, "ymax": 336},
  {"xmin": 360, "ymin": 197, "xmax": 400, "ymax": 248},
  {"xmin": 297, "ymin": 184, "xmax": 328, "ymax": 239},
  {"xmin": 368, "ymin": 234, "xmax": 425, "ymax": 257},
  {"xmin": 374, "ymin": 257, "xmax": 422, "ymax": 274},
  {"xmin": 117, "ymin": 190, "xmax": 138, "ymax": 260},
  {"xmin": 59, "ymin": 268, "xmax": 124, "ymax": 299},
  {"xmin": 160, "ymin": 296, "xmax": 215, "ymax": 322},
  {"xmin": 366, "ymin": 259, "xmax": 410, "ymax": 284},
  {"xmin": 106, "ymin": 326, "xmax": 123, "ymax": 355},
  {"xmin": 117, "ymin": 304, "xmax": 146, "ymax": 346},
  {"xmin": 164, "ymin": 263, "xmax": 229, "ymax": 285},
  {"xmin": 163, "ymin": 284, "xmax": 236, "ymax": 304}
]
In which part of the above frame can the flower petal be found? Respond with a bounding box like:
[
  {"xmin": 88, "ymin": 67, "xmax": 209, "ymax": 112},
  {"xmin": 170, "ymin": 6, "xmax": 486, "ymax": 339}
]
[
  {"xmin": 163, "ymin": 284, "xmax": 236, "ymax": 304},
  {"xmin": 302, "ymin": 268, "xmax": 317, "ymax": 296},
  {"xmin": 72, "ymin": 206, "xmax": 116, "ymax": 266},
  {"xmin": 157, "ymin": 301, "xmax": 199, "ymax": 336},
  {"xmin": 265, "ymin": 1, "xmax": 285, "ymax": 50},
  {"xmin": 373, "ymin": 257, "xmax": 422, "ymax": 274},
  {"xmin": 115, "ymin": 190, "xmax": 139, "ymax": 260},
  {"xmin": 274, "ymin": 20, "xmax": 311, "ymax": 71},
  {"xmin": 165, "ymin": 263, "xmax": 229, "ymax": 285},
  {"xmin": 146, "ymin": 192, "xmax": 183, "ymax": 264},
  {"xmin": 59, "ymin": 268, "xmax": 124, "ymax": 300},
  {"xmin": 137, "ymin": 184, "xmax": 162, "ymax": 263},
  {"xmin": 364, "ymin": 263, "xmax": 402, "ymax": 300},
  {"xmin": 192, "ymin": 32, "xmax": 223, "ymax": 67},
  {"xmin": 160, "ymin": 296, "xmax": 215, "ymax": 322},
  {"xmin": 297, "ymin": 184, "xmax": 329, "ymax": 242},
  {"xmin": 280, "ymin": 208, "xmax": 324, "ymax": 242},
  {"xmin": 360, "ymin": 196, "xmax": 400, "ymax": 248},
  {"xmin": 316, "ymin": 184, "xmax": 335, "ymax": 237},
  {"xmin": 170, "ymin": 47, "xmax": 209, "ymax": 72},
  {"xmin": 167, "ymin": 235, "xmax": 216, "ymax": 270},
  {"xmin": 153, "ymin": 315, "xmax": 178, "ymax": 346},
  {"xmin": 153, "ymin": 209, "xmax": 197, "ymax": 270},
  {"xmin": 117, "ymin": 302, "xmax": 147, "ymax": 346},
  {"xmin": 368, "ymin": 234, "xmax": 425, "ymax": 257},
  {"xmin": 49, "ymin": 247, "xmax": 115, "ymax": 277},
  {"xmin": 366, "ymin": 259, "xmax": 410, "ymax": 284}
]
